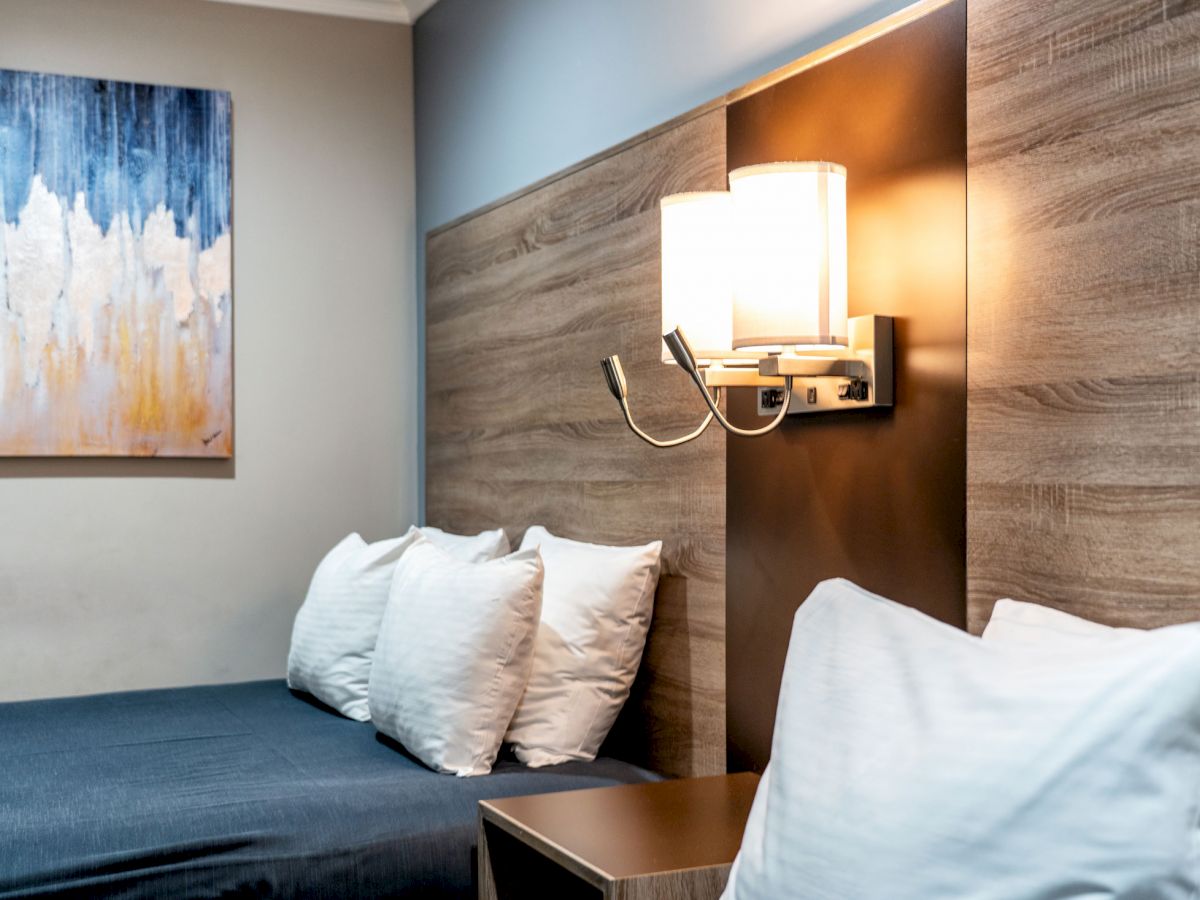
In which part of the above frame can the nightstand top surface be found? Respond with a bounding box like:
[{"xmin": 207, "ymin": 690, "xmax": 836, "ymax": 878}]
[{"xmin": 479, "ymin": 771, "xmax": 759, "ymax": 881}]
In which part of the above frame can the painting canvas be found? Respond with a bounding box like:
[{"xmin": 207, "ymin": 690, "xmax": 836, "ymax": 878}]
[{"xmin": 0, "ymin": 69, "xmax": 232, "ymax": 457}]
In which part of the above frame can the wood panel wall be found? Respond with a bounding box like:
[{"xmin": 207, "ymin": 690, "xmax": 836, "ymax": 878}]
[
  {"xmin": 425, "ymin": 109, "xmax": 729, "ymax": 778},
  {"xmin": 966, "ymin": 0, "xmax": 1200, "ymax": 631},
  {"xmin": 425, "ymin": 0, "xmax": 1199, "ymax": 779}
]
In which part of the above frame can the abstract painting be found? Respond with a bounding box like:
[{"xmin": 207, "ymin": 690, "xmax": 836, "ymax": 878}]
[{"xmin": 0, "ymin": 69, "xmax": 232, "ymax": 457}]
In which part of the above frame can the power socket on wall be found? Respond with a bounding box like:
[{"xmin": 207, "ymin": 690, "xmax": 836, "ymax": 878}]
[
  {"xmin": 754, "ymin": 316, "xmax": 893, "ymax": 416},
  {"xmin": 757, "ymin": 378, "xmax": 872, "ymax": 415}
]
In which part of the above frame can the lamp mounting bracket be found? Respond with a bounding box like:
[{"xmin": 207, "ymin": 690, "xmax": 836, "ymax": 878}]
[{"xmin": 754, "ymin": 315, "xmax": 893, "ymax": 417}]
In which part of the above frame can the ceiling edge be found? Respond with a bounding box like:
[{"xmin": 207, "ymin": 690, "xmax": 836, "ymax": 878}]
[
  {"xmin": 201, "ymin": 0, "xmax": 412, "ymax": 24},
  {"xmin": 402, "ymin": 0, "xmax": 440, "ymax": 21}
]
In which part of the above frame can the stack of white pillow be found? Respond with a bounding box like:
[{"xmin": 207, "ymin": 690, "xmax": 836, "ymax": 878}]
[{"xmin": 286, "ymin": 524, "xmax": 661, "ymax": 777}]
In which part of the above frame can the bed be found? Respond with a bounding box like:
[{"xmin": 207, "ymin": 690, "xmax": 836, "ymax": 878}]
[
  {"xmin": 0, "ymin": 679, "xmax": 658, "ymax": 899},
  {"xmin": 0, "ymin": 571, "xmax": 704, "ymax": 899}
]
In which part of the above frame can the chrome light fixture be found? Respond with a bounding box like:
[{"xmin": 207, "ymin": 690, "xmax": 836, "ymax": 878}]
[{"xmin": 602, "ymin": 161, "xmax": 893, "ymax": 447}]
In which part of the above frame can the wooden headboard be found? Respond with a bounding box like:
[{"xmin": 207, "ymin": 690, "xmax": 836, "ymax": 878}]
[
  {"xmin": 426, "ymin": 0, "xmax": 1200, "ymax": 779},
  {"xmin": 966, "ymin": 0, "xmax": 1200, "ymax": 631},
  {"xmin": 424, "ymin": 110, "xmax": 728, "ymax": 778}
]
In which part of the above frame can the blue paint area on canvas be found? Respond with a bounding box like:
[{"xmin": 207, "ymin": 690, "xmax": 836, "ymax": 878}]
[{"xmin": 0, "ymin": 69, "xmax": 230, "ymax": 250}]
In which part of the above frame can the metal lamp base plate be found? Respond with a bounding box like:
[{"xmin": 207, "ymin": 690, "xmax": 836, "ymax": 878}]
[{"xmin": 755, "ymin": 315, "xmax": 893, "ymax": 416}]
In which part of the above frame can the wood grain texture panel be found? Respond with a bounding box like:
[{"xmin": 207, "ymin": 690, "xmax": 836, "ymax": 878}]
[
  {"xmin": 967, "ymin": 0, "xmax": 1200, "ymax": 632},
  {"xmin": 967, "ymin": 0, "xmax": 1199, "ymax": 90},
  {"xmin": 970, "ymin": 376, "xmax": 1200, "ymax": 486},
  {"xmin": 608, "ymin": 868, "xmax": 730, "ymax": 900},
  {"xmin": 969, "ymin": 483, "xmax": 1200, "ymax": 625},
  {"xmin": 427, "ymin": 111, "xmax": 726, "ymax": 296},
  {"xmin": 426, "ymin": 109, "xmax": 728, "ymax": 778}
]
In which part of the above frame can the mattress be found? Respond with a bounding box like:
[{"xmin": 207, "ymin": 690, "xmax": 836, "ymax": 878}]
[{"xmin": 0, "ymin": 679, "xmax": 658, "ymax": 898}]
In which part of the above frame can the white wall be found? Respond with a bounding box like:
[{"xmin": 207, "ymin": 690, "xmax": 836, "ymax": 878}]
[{"xmin": 0, "ymin": 0, "xmax": 418, "ymax": 700}]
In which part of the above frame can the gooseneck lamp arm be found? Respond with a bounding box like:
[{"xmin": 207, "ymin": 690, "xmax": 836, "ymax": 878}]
[
  {"xmin": 662, "ymin": 327, "xmax": 794, "ymax": 438},
  {"xmin": 600, "ymin": 355, "xmax": 722, "ymax": 448}
]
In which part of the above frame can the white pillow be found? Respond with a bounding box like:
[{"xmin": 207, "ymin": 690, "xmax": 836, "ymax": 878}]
[
  {"xmin": 982, "ymin": 597, "xmax": 1139, "ymax": 645},
  {"xmin": 287, "ymin": 525, "xmax": 506, "ymax": 721},
  {"xmin": 420, "ymin": 525, "xmax": 510, "ymax": 563},
  {"xmin": 287, "ymin": 528, "xmax": 421, "ymax": 720},
  {"xmin": 723, "ymin": 579, "xmax": 1200, "ymax": 900},
  {"xmin": 505, "ymin": 526, "xmax": 661, "ymax": 767},
  {"xmin": 368, "ymin": 538, "xmax": 543, "ymax": 776}
]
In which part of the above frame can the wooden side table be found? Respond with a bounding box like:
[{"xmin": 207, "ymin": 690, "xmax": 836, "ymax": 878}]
[{"xmin": 478, "ymin": 771, "xmax": 759, "ymax": 900}]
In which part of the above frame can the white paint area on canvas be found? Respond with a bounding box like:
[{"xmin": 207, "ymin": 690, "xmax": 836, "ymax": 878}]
[{"xmin": 2, "ymin": 175, "xmax": 232, "ymax": 390}]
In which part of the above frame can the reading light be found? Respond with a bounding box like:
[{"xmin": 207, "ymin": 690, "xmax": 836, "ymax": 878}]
[
  {"xmin": 602, "ymin": 354, "xmax": 724, "ymax": 449},
  {"xmin": 602, "ymin": 161, "xmax": 893, "ymax": 447}
]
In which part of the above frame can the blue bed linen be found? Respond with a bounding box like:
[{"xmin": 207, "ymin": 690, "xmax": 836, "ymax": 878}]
[{"xmin": 0, "ymin": 680, "xmax": 658, "ymax": 898}]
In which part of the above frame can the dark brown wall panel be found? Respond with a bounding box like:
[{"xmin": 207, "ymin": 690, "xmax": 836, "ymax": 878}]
[
  {"xmin": 724, "ymin": 1, "xmax": 968, "ymax": 772},
  {"xmin": 967, "ymin": 0, "xmax": 1200, "ymax": 631},
  {"xmin": 426, "ymin": 109, "xmax": 729, "ymax": 778}
]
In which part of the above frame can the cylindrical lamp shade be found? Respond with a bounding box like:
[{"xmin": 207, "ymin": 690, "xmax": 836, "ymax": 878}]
[
  {"xmin": 660, "ymin": 192, "xmax": 760, "ymax": 366},
  {"xmin": 729, "ymin": 162, "xmax": 848, "ymax": 351}
]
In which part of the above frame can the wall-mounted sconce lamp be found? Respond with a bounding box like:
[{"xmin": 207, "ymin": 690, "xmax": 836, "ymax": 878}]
[{"xmin": 601, "ymin": 161, "xmax": 893, "ymax": 446}]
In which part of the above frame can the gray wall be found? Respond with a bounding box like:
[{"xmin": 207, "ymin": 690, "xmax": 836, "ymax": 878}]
[
  {"xmin": 414, "ymin": 0, "xmax": 917, "ymax": 232},
  {"xmin": 412, "ymin": 0, "xmax": 915, "ymax": 515},
  {"xmin": 0, "ymin": 0, "xmax": 418, "ymax": 700}
]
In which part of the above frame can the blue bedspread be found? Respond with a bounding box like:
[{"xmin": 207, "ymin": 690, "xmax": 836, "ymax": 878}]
[{"xmin": 0, "ymin": 680, "xmax": 658, "ymax": 898}]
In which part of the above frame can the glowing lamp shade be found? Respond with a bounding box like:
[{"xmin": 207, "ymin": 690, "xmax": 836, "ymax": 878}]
[
  {"xmin": 729, "ymin": 162, "xmax": 848, "ymax": 351},
  {"xmin": 660, "ymin": 192, "xmax": 755, "ymax": 366}
]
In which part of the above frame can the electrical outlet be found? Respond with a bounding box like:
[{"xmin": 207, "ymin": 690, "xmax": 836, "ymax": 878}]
[{"xmin": 759, "ymin": 388, "xmax": 785, "ymax": 412}]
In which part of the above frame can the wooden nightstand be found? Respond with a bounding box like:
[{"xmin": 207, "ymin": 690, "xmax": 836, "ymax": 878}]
[{"xmin": 478, "ymin": 771, "xmax": 759, "ymax": 900}]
